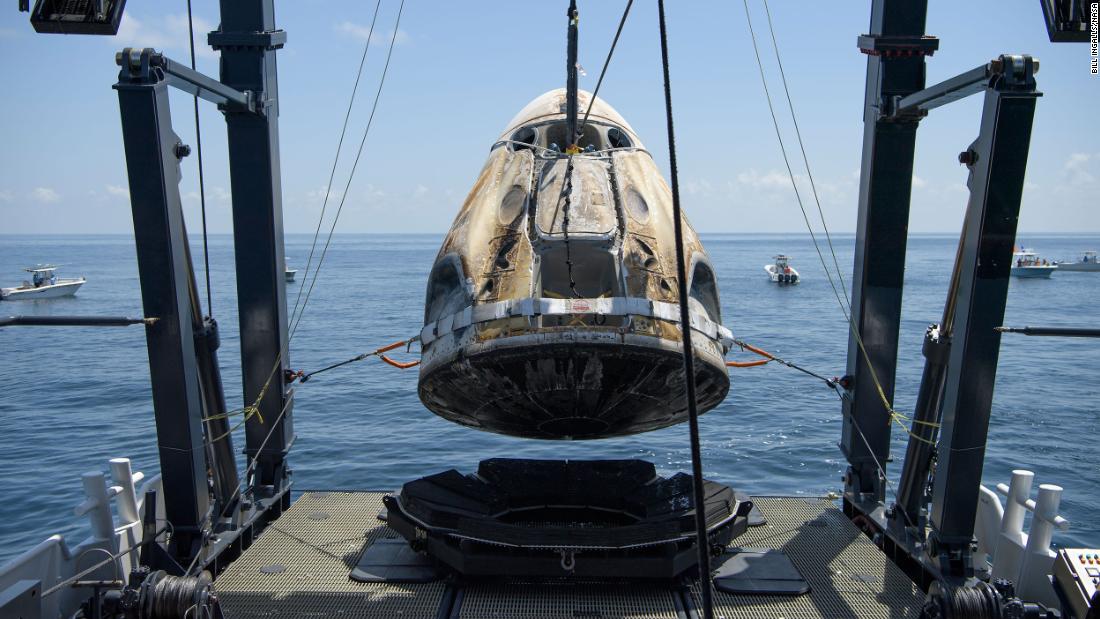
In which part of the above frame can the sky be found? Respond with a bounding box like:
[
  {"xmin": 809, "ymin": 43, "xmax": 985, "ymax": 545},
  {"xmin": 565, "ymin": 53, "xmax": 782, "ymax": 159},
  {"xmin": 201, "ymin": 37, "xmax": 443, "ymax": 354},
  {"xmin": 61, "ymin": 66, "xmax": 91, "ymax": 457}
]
[{"xmin": 0, "ymin": 0, "xmax": 1096, "ymax": 235}]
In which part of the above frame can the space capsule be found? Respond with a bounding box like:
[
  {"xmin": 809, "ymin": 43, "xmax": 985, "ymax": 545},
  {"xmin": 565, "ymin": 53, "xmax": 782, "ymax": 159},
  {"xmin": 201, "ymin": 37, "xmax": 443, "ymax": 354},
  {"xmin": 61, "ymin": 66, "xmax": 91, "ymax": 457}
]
[{"xmin": 418, "ymin": 89, "xmax": 732, "ymax": 440}]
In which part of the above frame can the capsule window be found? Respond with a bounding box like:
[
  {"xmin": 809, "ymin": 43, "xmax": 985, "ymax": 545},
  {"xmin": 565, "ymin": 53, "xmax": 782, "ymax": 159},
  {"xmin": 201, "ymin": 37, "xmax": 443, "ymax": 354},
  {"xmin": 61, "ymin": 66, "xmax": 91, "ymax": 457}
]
[
  {"xmin": 607, "ymin": 127, "xmax": 632, "ymax": 149},
  {"xmin": 498, "ymin": 186, "xmax": 527, "ymax": 225},
  {"xmin": 424, "ymin": 256, "xmax": 471, "ymax": 323},
  {"xmin": 624, "ymin": 188, "xmax": 650, "ymax": 224},
  {"xmin": 688, "ymin": 262, "xmax": 721, "ymax": 323},
  {"xmin": 510, "ymin": 126, "xmax": 538, "ymax": 152},
  {"xmin": 544, "ymin": 121, "xmax": 602, "ymax": 152}
]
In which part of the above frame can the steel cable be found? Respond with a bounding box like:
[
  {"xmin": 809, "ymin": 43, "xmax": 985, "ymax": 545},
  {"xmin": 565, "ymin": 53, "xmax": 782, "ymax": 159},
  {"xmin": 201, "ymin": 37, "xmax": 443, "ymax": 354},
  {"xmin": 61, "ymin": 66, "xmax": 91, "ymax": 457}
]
[
  {"xmin": 290, "ymin": 0, "xmax": 405, "ymax": 340},
  {"xmin": 656, "ymin": 2, "xmax": 714, "ymax": 617},
  {"xmin": 185, "ymin": 0, "xmax": 212, "ymax": 314},
  {"xmin": 740, "ymin": 0, "xmax": 931, "ymax": 441},
  {"xmin": 578, "ymin": 0, "xmax": 634, "ymax": 137},
  {"xmin": 289, "ymin": 0, "xmax": 384, "ymax": 327}
]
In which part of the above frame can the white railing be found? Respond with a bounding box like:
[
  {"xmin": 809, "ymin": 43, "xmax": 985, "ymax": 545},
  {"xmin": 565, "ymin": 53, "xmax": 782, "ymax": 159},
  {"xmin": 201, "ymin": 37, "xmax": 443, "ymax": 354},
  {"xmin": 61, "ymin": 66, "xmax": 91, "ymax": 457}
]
[{"xmin": 0, "ymin": 458, "xmax": 163, "ymax": 618}]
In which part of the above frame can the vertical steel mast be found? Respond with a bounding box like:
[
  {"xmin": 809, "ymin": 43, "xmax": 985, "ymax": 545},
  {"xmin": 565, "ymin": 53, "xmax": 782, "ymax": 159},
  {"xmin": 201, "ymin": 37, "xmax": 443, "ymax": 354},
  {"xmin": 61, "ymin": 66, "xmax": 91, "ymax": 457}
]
[
  {"xmin": 212, "ymin": 0, "xmax": 294, "ymax": 508},
  {"xmin": 839, "ymin": 0, "xmax": 935, "ymax": 507},
  {"xmin": 565, "ymin": 0, "xmax": 580, "ymax": 149}
]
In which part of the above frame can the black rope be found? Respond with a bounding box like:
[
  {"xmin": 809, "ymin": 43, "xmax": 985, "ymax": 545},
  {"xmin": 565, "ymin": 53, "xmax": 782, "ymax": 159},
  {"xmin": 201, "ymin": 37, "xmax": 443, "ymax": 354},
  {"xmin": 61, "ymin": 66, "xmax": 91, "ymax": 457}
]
[
  {"xmin": 290, "ymin": 0, "xmax": 405, "ymax": 339},
  {"xmin": 290, "ymin": 0, "xmax": 384, "ymax": 327},
  {"xmin": 299, "ymin": 355, "xmax": 365, "ymax": 382},
  {"xmin": 778, "ymin": 359, "xmax": 837, "ymax": 387},
  {"xmin": 656, "ymin": 3, "xmax": 713, "ymax": 618},
  {"xmin": 559, "ymin": 154, "xmax": 581, "ymax": 298},
  {"xmin": 555, "ymin": 1, "xmax": 635, "ymax": 299},
  {"xmin": 186, "ymin": 0, "xmax": 212, "ymax": 314},
  {"xmin": 578, "ymin": 0, "xmax": 634, "ymax": 136}
]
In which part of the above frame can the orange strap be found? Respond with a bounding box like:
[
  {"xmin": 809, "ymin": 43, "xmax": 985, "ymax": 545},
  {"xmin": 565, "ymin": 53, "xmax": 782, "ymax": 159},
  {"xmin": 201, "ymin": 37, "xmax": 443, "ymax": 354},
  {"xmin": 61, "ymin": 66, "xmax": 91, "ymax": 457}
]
[
  {"xmin": 375, "ymin": 340, "xmax": 406, "ymax": 354},
  {"xmin": 740, "ymin": 342, "xmax": 774, "ymax": 360},
  {"xmin": 380, "ymin": 354, "xmax": 420, "ymax": 369},
  {"xmin": 726, "ymin": 359, "xmax": 770, "ymax": 368},
  {"xmin": 725, "ymin": 340, "xmax": 776, "ymax": 368}
]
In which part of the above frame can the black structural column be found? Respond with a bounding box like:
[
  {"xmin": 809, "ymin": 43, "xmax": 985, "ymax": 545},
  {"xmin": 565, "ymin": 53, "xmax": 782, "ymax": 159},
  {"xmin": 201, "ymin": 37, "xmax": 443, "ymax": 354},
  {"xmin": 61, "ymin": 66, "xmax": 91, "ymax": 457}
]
[
  {"xmin": 211, "ymin": 1, "xmax": 293, "ymax": 492},
  {"xmin": 841, "ymin": 0, "xmax": 936, "ymax": 503},
  {"xmin": 929, "ymin": 57, "xmax": 1040, "ymax": 579},
  {"xmin": 115, "ymin": 49, "xmax": 210, "ymax": 560}
]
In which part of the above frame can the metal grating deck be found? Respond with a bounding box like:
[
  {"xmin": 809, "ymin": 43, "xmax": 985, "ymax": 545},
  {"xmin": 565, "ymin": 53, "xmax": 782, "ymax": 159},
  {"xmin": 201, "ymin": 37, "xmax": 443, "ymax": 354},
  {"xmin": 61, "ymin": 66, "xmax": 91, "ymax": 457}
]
[
  {"xmin": 216, "ymin": 492, "xmax": 446, "ymax": 618},
  {"xmin": 692, "ymin": 498, "xmax": 923, "ymax": 618},
  {"xmin": 215, "ymin": 492, "xmax": 924, "ymax": 618}
]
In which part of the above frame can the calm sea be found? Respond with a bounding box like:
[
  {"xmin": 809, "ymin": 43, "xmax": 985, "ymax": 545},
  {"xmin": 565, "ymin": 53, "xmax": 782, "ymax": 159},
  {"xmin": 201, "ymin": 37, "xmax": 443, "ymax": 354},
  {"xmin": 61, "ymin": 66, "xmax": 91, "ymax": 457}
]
[{"xmin": 1, "ymin": 233, "xmax": 1097, "ymax": 563}]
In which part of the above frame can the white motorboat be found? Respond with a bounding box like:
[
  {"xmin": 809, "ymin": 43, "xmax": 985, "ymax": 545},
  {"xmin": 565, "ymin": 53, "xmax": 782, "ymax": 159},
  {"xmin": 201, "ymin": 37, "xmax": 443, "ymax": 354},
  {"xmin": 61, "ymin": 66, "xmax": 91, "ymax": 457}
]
[
  {"xmin": 765, "ymin": 254, "xmax": 800, "ymax": 284},
  {"xmin": 0, "ymin": 265, "xmax": 85, "ymax": 300},
  {"xmin": 1011, "ymin": 249, "xmax": 1056, "ymax": 278},
  {"xmin": 1056, "ymin": 250, "xmax": 1100, "ymax": 272}
]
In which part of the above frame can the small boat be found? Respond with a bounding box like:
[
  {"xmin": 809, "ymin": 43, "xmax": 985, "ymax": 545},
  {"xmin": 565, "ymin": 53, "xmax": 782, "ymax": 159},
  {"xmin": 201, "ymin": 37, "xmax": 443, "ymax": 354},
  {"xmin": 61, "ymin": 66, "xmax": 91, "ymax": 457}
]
[
  {"xmin": 1011, "ymin": 249, "xmax": 1056, "ymax": 278},
  {"xmin": 285, "ymin": 259, "xmax": 297, "ymax": 282},
  {"xmin": 0, "ymin": 265, "xmax": 85, "ymax": 300},
  {"xmin": 1056, "ymin": 250, "xmax": 1100, "ymax": 272},
  {"xmin": 765, "ymin": 254, "xmax": 800, "ymax": 284}
]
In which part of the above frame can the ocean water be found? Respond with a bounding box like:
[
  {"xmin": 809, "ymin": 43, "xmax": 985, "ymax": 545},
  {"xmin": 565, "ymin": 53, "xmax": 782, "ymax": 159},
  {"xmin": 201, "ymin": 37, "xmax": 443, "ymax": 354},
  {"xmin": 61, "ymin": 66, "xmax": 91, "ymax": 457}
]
[{"xmin": 0, "ymin": 233, "xmax": 1097, "ymax": 563}]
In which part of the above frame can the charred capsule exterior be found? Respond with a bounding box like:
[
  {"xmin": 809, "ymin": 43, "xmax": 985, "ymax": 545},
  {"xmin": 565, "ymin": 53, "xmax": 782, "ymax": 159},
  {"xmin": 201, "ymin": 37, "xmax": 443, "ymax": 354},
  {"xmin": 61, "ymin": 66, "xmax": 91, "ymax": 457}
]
[{"xmin": 418, "ymin": 90, "xmax": 731, "ymax": 440}]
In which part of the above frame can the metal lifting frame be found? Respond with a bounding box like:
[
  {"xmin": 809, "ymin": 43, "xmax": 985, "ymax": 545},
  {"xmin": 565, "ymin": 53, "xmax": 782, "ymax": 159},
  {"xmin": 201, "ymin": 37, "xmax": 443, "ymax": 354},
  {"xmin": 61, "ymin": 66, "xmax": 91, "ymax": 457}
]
[
  {"xmin": 841, "ymin": 0, "xmax": 1042, "ymax": 587},
  {"xmin": 840, "ymin": 0, "xmax": 936, "ymax": 509},
  {"xmin": 112, "ymin": 0, "xmax": 292, "ymax": 571}
]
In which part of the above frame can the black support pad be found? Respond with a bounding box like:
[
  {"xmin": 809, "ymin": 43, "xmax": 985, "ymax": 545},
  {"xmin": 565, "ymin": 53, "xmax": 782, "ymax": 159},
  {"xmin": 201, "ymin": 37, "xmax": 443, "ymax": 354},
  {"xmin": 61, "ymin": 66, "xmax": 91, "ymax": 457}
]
[
  {"xmin": 350, "ymin": 539, "xmax": 441, "ymax": 584},
  {"xmin": 712, "ymin": 548, "xmax": 810, "ymax": 596}
]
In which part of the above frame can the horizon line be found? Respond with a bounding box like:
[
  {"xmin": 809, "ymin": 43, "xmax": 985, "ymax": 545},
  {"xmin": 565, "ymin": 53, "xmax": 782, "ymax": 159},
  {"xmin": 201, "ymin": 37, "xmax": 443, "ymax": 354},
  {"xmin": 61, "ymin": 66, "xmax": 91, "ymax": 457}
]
[{"xmin": 3, "ymin": 231, "xmax": 1100, "ymax": 236}]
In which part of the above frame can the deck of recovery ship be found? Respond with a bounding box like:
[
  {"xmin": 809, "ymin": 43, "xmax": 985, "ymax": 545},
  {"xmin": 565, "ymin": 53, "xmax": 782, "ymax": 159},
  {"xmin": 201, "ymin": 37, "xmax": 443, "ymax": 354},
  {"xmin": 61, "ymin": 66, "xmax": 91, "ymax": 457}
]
[{"xmin": 215, "ymin": 492, "xmax": 923, "ymax": 618}]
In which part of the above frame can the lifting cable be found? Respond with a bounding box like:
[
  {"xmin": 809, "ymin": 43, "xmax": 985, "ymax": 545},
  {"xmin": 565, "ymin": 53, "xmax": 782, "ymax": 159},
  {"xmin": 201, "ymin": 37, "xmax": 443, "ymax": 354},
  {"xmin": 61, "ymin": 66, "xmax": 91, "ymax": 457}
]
[
  {"xmin": 200, "ymin": 2, "xmax": 401, "ymax": 451},
  {"xmin": 726, "ymin": 338, "xmax": 840, "ymax": 390},
  {"xmin": 741, "ymin": 0, "xmax": 923, "ymax": 530},
  {"xmin": 558, "ymin": 1, "xmax": 582, "ymax": 298},
  {"xmin": 202, "ymin": 333, "xmax": 419, "ymax": 440},
  {"xmin": 298, "ymin": 337, "xmax": 420, "ymax": 382},
  {"xmin": 760, "ymin": 0, "xmax": 851, "ymax": 315},
  {"xmin": 185, "ymin": 0, "xmax": 212, "ymax": 314},
  {"xmin": 554, "ymin": 0, "xmax": 634, "ymax": 299},
  {"xmin": 207, "ymin": 0, "xmax": 405, "ymax": 450},
  {"xmin": 578, "ymin": 0, "xmax": 634, "ymax": 136},
  {"xmin": 289, "ymin": 0, "xmax": 384, "ymax": 326},
  {"xmin": 656, "ymin": 3, "xmax": 714, "ymax": 618},
  {"xmin": 741, "ymin": 0, "xmax": 937, "ymax": 445},
  {"xmin": 290, "ymin": 0, "xmax": 406, "ymax": 340}
]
